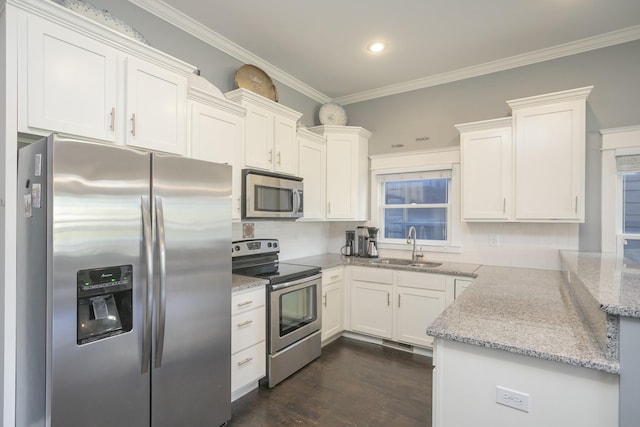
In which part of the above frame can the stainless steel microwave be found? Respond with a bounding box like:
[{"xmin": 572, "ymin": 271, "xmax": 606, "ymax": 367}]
[{"xmin": 242, "ymin": 170, "xmax": 303, "ymax": 219}]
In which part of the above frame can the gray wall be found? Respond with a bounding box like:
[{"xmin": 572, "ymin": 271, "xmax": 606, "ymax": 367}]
[
  {"xmin": 345, "ymin": 40, "xmax": 640, "ymax": 251},
  {"xmin": 86, "ymin": 1, "xmax": 640, "ymax": 250},
  {"xmin": 87, "ymin": 0, "xmax": 321, "ymax": 126}
]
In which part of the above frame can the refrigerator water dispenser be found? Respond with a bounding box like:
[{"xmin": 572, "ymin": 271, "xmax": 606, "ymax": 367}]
[{"xmin": 77, "ymin": 265, "xmax": 133, "ymax": 345}]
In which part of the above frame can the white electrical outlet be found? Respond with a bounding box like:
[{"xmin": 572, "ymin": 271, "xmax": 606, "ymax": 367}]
[
  {"xmin": 489, "ymin": 234, "xmax": 499, "ymax": 247},
  {"xmin": 496, "ymin": 386, "xmax": 530, "ymax": 412}
]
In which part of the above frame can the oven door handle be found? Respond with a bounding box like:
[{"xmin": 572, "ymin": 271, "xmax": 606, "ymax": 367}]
[{"xmin": 270, "ymin": 273, "xmax": 322, "ymax": 291}]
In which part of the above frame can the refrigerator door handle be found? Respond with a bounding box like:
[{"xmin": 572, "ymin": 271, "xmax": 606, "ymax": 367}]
[
  {"xmin": 154, "ymin": 196, "xmax": 167, "ymax": 368},
  {"xmin": 141, "ymin": 196, "xmax": 153, "ymax": 374}
]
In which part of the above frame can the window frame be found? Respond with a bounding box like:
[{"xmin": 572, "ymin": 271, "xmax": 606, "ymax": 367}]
[{"xmin": 376, "ymin": 170, "xmax": 452, "ymax": 246}]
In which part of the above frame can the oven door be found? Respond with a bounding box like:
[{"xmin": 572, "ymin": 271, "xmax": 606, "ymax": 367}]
[{"xmin": 269, "ymin": 274, "xmax": 321, "ymax": 354}]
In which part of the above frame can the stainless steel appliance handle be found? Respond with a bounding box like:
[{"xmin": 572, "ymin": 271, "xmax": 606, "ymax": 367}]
[
  {"xmin": 270, "ymin": 273, "xmax": 322, "ymax": 291},
  {"xmin": 293, "ymin": 190, "xmax": 301, "ymax": 213},
  {"xmin": 154, "ymin": 196, "xmax": 167, "ymax": 368},
  {"xmin": 141, "ymin": 196, "xmax": 153, "ymax": 374}
]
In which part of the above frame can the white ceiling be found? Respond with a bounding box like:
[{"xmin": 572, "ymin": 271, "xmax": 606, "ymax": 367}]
[{"xmin": 133, "ymin": 0, "xmax": 640, "ymax": 104}]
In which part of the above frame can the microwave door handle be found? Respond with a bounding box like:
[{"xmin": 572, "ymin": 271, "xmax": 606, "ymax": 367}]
[{"xmin": 293, "ymin": 190, "xmax": 301, "ymax": 213}]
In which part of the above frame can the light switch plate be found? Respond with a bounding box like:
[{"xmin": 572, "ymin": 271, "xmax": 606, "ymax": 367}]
[{"xmin": 496, "ymin": 385, "xmax": 530, "ymax": 412}]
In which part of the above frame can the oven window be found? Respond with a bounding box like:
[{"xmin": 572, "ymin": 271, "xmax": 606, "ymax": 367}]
[
  {"xmin": 279, "ymin": 284, "xmax": 317, "ymax": 336},
  {"xmin": 255, "ymin": 185, "xmax": 293, "ymax": 212}
]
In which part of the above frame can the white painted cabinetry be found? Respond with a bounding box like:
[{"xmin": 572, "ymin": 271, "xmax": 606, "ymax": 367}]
[
  {"xmin": 458, "ymin": 118, "xmax": 512, "ymax": 221},
  {"xmin": 225, "ymin": 88, "xmax": 302, "ymax": 176},
  {"xmin": 297, "ymin": 129, "xmax": 327, "ymax": 220},
  {"xmin": 321, "ymin": 267, "xmax": 344, "ymax": 344},
  {"xmin": 395, "ymin": 271, "xmax": 448, "ymax": 348},
  {"xmin": 350, "ymin": 267, "xmax": 394, "ymax": 339},
  {"xmin": 20, "ymin": 13, "xmax": 118, "ymax": 142},
  {"xmin": 457, "ymin": 86, "xmax": 592, "ymax": 222},
  {"xmin": 18, "ymin": 9, "xmax": 195, "ymax": 155},
  {"xmin": 454, "ymin": 278, "xmax": 472, "ymax": 298},
  {"xmin": 187, "ymin": 77, "xmax": 245, "ymax": 220},
  {"xmin": 347, "ymin": 266, "xmax": 467, "ymax": 349},
  {"xmin": 507, "ymin": 87, "xmax": 592, "ymax": 222},
  {"xmin": 309, "ymin": 125, "xmax": 371, "ymax": 220},
  {"xmin": 231, "ymin": 286, "xmax": 266, "ymax": 401}
]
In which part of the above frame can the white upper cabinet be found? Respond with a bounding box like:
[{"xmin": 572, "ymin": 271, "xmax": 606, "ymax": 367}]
[
  {"xmin": 297, "ymin": 129, "xmax": 327, "ymax": 220},
  {"xmin": 457, "ymin": 118, "xmax": 512, "ymax": 221},
  {"xmin": 125, "ymin": 57, "xmax": 188, "ymax": 155},
  {"xmin": 18, "ymin": 5, "xmax": 195, "ymax": 155},
  {"xmin": 457, "ymin": 86, "xmax": 592, "ymax": 223},
  {"xmin": 309, "ymin": 125, "xmax": 371, "ymax": 221},
  {"xmin": 225, "ymin": 89, "xmax": 302, "ymax": 176},
  {"xmin": 187, "ymin": 76, "xmax": 246, "ymax": 220},
  {"xmin": 21, "ymin": 14, "xmax": 118, "ymax": 142},
  {"xmin": 508, "ymin": 87, "xmax": 592, "ymax": 222}
]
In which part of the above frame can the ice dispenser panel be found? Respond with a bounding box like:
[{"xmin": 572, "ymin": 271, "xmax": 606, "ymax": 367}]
[{"xmin": 77, "ymin": 265, "xmax": 133, "ymax": 345}]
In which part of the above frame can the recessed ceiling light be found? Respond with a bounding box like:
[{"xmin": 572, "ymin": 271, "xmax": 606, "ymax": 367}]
[{"xmin": 367, "ymin": 42, "xmax": 385, "ymax": 53}]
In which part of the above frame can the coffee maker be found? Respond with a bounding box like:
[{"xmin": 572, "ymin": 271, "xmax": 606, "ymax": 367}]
[
  {"xmin": 366, "ymin": 227, "xmax": 379, "ymax": 258},
  {"xmin": 343, "ymin": 230, "xmax": 355, "ymax": 256},
  {"xmin": 356, "ymin": 226, "xmax": 368, "ymax": 257}
]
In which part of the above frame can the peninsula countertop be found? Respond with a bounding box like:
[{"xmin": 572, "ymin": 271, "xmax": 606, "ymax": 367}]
[{"xmin": 427, "ymin": 265, "xmax": 619, "ymax": 373}]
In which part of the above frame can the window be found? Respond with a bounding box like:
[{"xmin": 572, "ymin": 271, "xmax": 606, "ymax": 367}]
[
  {"xmin": 621, "ymin": 171, "xmax": 640, "ymax": 264},
  {"xmin": 377, "ymin": 170, "xmax": 451, "ymax": 244}
]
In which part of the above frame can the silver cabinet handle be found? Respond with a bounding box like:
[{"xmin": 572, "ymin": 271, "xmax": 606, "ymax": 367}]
[
  {"xmin": 237, "ymin": 357, "xmax": 253, "ymax": 367},
  {"xmin": 398, "ymin": 294, "xmax": 401, "ymax": 308},
  {"xmin": 130, "ymin": 113, "xmax": 136, "ymax": 136},
  {"xmin": 268, "ymin": 149, "xmax": 273, "ymax": 163},
  {"xmin": 277, "ymin": 151, "xmax": 281, "ymax": 165},
  {"xmin": 141, "ymin": 196, "xmax": 153, "ymax": 374},
  {"xmin": 330, "ymin": 275, "xmax": 340, "ymax": 281},
  {"xmin": 109, "ymin": 107, "xmax": 115, "ymax": 131},
  {"xmin": 237, "ymin": 300, "xmax": 253, "ymax": 307},
  {"xmin": 154, "ymin": 196, "xmax": 167, "ymax": 369},
  {"xmin": 387, "ymin": 292, "xmax": 390, "ymax": 306},
  {"xmin": 237, "ymin": 320, "xmax": 253, "ymax": 328},
  {"xmin": 575, "ymin": 196, "xmax": 578, "ymax": 213},
  {"xmin": 323, "ymin": 294, "xmax": 327, "ymax": 307},
  {"xmin": 503, "ymin": 198, "xmax": 506, "ymax": 213}
]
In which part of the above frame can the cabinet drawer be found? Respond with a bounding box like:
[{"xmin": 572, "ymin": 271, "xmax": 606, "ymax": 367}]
[
  {"xmin": 231, "ymin": 341, "xmax": 266, "ymax": 392},
  {"xmin": 397, "ymin": 271, "xmax": 447, "ymax": 291},
  {"xmin": 322, "ymin": 267, "xmax": 343, "ymax": 285},
  {"xmin": 232, "ymin": 306, "xmax": 266, "ymax": 354},
  {"xmin": 232, "ymin": 287, "xmax": 266, "ymax": 316},
  {"xmin": 350, "ymin": 266, "xmax": 393, "ymax": 284}
]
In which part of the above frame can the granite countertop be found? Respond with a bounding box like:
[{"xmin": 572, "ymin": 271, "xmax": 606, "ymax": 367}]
[
  {"xmin": 427, "ymin": 265, "xmax": 619, "ymax": 374},
  {"xmin": 285, "ymin": 253, "xmax": 481, "ymax": 278},
  {"xmin": 560, "ymin": 250, "xmax": 640, "ymax": 318},
  {"xmin": 232, "ymin": 274, "xmax": 268, "ymax": 293}
]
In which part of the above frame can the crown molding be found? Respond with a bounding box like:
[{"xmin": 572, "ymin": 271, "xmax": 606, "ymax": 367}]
[
  {"xmin": 334, "ymin": 25, "xmax": 640, "ymax": 105},
  {"xmin": 128, "ymin": 0, "xmax": 640, "ymax": 106},
  {"xmin": 128, "ymin": 0, "xmax": 331, "ymax": 104}
]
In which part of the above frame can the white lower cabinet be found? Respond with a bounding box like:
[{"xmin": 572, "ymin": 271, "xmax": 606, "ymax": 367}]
[
  {"xmin": 321, "ymin": 267, "xmax": 344, "ymax": 344},
  {"xmin": 350, "ymin": 267, "xmax": 394, "ymax": 339},
  {"xmin": 348, "ymin": 267, "xmax": 460, "ymax": 349},
  {"xmin": 231, "ymin": 286, "xmax": 266, "ymax": 401}
]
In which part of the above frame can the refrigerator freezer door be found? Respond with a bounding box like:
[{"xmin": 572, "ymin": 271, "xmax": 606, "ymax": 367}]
[
  {"xmin": 19, "ymin": 136, "xmax": 152, "ymax": 426},
  {"xmin": 151, "ymin": 154, "xmax": 232, "ymax": 427}
]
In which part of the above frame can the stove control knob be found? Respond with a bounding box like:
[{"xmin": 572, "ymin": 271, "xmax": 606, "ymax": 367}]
[
  {"xmin": 267, "ymin": 242, "xmax": 272, "ymax": 248},
  {"xmin": 273, "ymin": 242, "xmax": 278, "ymax": 248},
  {"xmin": 234, "ymin": 245, "xmax": 240, "ymax": 252}
]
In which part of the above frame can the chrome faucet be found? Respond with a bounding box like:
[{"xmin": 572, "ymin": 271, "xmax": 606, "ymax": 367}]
[{"xmin": 407, "ymin": 226, "xmax": 417, "ymax": 262}]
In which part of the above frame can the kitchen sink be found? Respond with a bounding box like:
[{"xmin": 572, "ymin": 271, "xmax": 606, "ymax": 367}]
[{"xmin": 370, "ymin": 258, "xmax": 442, "ymax": 268}]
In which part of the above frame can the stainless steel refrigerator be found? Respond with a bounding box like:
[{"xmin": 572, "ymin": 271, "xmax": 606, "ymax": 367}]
[{"xmin": 16, "ymin": 134, "xmax": 232, "ymax": 427}]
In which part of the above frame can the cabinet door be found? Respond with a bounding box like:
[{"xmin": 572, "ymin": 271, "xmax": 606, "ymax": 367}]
[
  {"xmin": 243, "ymin": 105, "xmax": 274, "ymax": 171},
  {"xmin": 395, "ymin": 287, "xmax": 446, "ymax": 348},
  {"xmin": 125, "ymin": 57, "xmax": 187, "ymax": 155},
  {"xmin": 322, "ymin": 283, "xmax": 343, "ymax": 342},
  {"xmin": 461, "ymin": 126, "xmax": 512, "ymax": 220},
  {"xmin": 298, "ymin": 135, "xmax": 326, "ymax": 219},
  {"xmin": 24, "ymin": 15, "xmax": 118, "ymax": 141},
  {"xmin": 189, "ymin": 101, "xmax": 243, "ymax": 219},
  {"xmin": 274, "ymin": 116, "xmax": 298, "ymax": 175},
  {"xmin": 513, "ymin": 101, "xmax": 584, "ymax": 221},
  {"xmin": 326, "ymin": 136, "xmax": 355, "ymax": 219},
  {"xmin": 350, "ymin": 280, "xmax": 393, "ymax": 338}
]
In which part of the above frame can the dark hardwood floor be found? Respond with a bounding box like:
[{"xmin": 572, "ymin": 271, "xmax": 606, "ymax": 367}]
[{"xmin": 228, "ymin": 337, "xmax": 433, "ymax": 427}]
